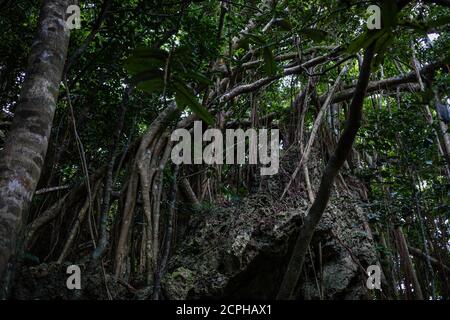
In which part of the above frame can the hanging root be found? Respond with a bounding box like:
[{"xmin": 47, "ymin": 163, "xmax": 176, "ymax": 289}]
[
  {"xmin": 57, "ymin": 180, "xmax": 102, "ymax": 263},
  {"xmin": 114, "ymin": 104, "xmax": 179, "ymax": 279}
]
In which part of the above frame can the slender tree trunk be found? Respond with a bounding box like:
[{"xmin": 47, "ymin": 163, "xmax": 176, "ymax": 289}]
[
  {"xmin": 379, "ymin": 231, "xmax": 399, "ymax": 299},
  {"xmin": 153, "ymin": 166, "xmax": 179, "ymax": 300},
  {"xmin": 91, "ymin": 88, "xmax": 130, "ymax": 266},
  {"xmin": 277, "ymin": 43, "xmax": 376, "ymax": 300},
  {"xmin": 0, "ymin": 0, "xmax": 72, "ymax": 295},
  {"xmin": 411, "ymin": 46, "xmax": 450, "ymax": 178},
  {"xmin": 433, "ymin": 92, "xmax": 450, "ymax": 162},
  {"xmin": 394, "ymin": 226, "xmax": 424, "ymax": 300}
]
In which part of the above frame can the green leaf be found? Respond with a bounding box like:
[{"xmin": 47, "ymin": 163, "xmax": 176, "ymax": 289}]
[
  {"xmin": 236, "ymin": 33, "xmax": 266, "ymax": 50},
  {"xmin": 246, "ymin": 33, "xmax": 266, "ymax": 46},
  {"xmin": 136, "ymin": 78, "xmax": 166, "ymax": 94},
  {"xmin": 398, "ymin": 19, "xmax": 427, "ymax": 32},
  {"xmin": 417, "ymin": 89, "xmax": 434, "ymax": 104},
  {"xmin": 173, "ymin": 45, "xmax": 191, "ymax": 58},
  {"xmin": 172, "ymin": 81, "xmax": 214, "ymax": 125},
  {"xmin": 125, "ymin": 57, "xmax": 165, "ymax": 75},
  {"xmin": 262, "ymin": 47, "xmax": 276, "ymax": 76},
  {"xmin": 274, "ymin": 18, "xmax": 293, "ymax": 31},
  {"xmin": 124, "ymin": 47, "xmax": 168, "ymax": 75},
  {"xmin": 130, "ymin": 69, "xmax": 164, "ymax": 86},
  {"xmin": 346, "ymin": 30, "xmax": 385, "ymax": 54},
  {"xmin": 186, "ymin": 71, "xmax": 213, "ymax": 86},
  {"xmin": 372, "ymin": 30, "xmax": 393, "ymax": 68},
  {"xmin": 300, "ymin": 28, "xmax": 328, "ymax": 42},
  {"xmin": 22, "ymin": 252, "xmax": 40, "ymax": 264},
  {"xmin": 428, "ymin": 15, "xmax": 450, "ymax": 28},
  {"xmin": 346, "ymin": 33, "xmax": 368, "ymax": 54},
  {"xmin": 381, "ymin": 0, "xmax": 398, "ymax": 29},
  {"xmin": 131, "ymin": 47, "xmax": 169, "ymax": 60}
]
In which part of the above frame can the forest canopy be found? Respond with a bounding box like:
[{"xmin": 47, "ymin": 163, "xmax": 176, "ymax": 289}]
[{"xmin": 0, "ymin": 0, "xmax": 449, "ymax": 301}]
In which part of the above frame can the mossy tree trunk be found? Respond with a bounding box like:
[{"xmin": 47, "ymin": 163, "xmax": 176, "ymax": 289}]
[{"xmin": 0, "ymin": 0, "xmax": 73, "ymax": 295}]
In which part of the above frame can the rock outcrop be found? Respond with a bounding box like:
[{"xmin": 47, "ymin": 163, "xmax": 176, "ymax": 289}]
[{"xmin": 163, "ymin": 150, "xmax": 378, "ymax": 300}]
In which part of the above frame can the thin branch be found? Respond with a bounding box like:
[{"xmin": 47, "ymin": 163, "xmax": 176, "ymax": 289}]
[{"xmin": 35, "ymin": 185, "xmax": 70, "ymax": 195}]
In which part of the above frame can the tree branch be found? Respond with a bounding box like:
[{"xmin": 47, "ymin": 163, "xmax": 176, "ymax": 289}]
[{"xmin": 320, "ymin": 58, "xmax": 446, "ymax": 104}]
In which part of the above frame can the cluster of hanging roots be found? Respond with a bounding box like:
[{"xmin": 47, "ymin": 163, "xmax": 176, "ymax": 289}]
[
  {"xmin": 23, "ymin": 105, "xmax": 187, "ymax": 291},
  {"xmin": 21, "ymin": 96, "xmax": 274, "ymax": 298}
]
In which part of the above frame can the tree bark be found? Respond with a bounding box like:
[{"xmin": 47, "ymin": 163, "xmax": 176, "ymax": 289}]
[
  {"xmin": 408, "ymin": 246, "xmax": 450, "ymax": 274},
  {"xmin": 153, "ymin": 166, "xmax": 179, "ymax": 300},
  {"xmin": 394, "ymin": 227, "xmax": 424, "ymax": 300},
  {"xmin": 91, "ymin": 88, "xmax": 130, "ymax": 266},
  {"xmin": 322, "ymin": 60, "xmax": 443, "ymax": 105},
  {"xmin": 181, "ymin": 178, "xmax": 201, "ymax": 209},
  {"xmin": 0, "ymin": 0, "xmax": 72, "ymax": 295}
]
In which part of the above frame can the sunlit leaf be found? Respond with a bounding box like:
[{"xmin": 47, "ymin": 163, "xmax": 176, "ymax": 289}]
[{"xmin": 172, "ymin": 81, "xmax": 214, "ymax": 125}]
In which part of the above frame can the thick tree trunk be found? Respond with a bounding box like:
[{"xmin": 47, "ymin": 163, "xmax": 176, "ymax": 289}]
[{"xmin": 0, "ymin": 0, "xmax": 72, "ymax": 294}]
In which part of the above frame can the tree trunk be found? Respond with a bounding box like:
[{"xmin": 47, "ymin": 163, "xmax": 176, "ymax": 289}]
[
  {"xmin": 0, "ymin": 0, "xmax": 72, "ymax": 295},
  {"xmin": 276, "ymin": 43, "xmax": 376, "ymax": 300},
  {"xmin": 394, "ymin": 226, "xmax": 424, "ymax": 300}
]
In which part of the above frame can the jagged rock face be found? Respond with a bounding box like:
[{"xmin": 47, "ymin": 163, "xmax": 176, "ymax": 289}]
[
  {"xmin": 163, "ymin": 191, "xmax": 378, "ymax": 300},
  {"xmin": 164, "ymin": 191, "xmax": 308, "ymax": 299},
  {"xmin": 300, "ymin": 201, "xmax": 377, "ymax": 299},
  {"xmin": 11, "ymin": 149, "xmax": 378, "ymax": 300},
  {"xmin": 163, "ymin": 146, "xmax": 378, "ymax": 300}
]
